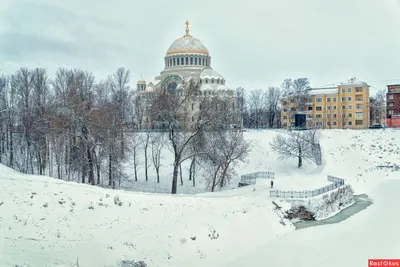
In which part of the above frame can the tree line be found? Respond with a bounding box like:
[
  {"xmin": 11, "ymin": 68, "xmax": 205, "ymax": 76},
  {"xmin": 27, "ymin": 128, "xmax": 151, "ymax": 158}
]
[{"xmin": 0, "ymin": 67, "xmax": 250, "ymax": 194}]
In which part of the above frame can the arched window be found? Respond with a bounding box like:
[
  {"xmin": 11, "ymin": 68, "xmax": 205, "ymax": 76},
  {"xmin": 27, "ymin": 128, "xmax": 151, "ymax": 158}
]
[
  {"xmin": 211, "ymin": 79, "xmax": 214, "ymax": 84},
  {"xmin": 190, "ymin": 57, "xmax": 193, "ymax": 65},
  {"xmin": 202, "ymin": 58, "xmax": 205, "ymax": 65},
  {"xmin": 195, "ymin": 58, "xmax": 198, "ymax": 65},
  {"xmin": 185, "ymin": 57, "xmax": 189, "ymax": 65},
  {"xmin": 199, "ymin": 79, "xmax": 202, "ymax": 84},
  {"xmin": 177, "ymin": 57, "xmax": 180, "ymax": 65},
  {"xmin": 173, "ymin": 58, "xmax": 176, "ymax": 66},
  {"xmin": 217, "ymin": 79, "xmax": 220, "ymax": 84},
  {"xmin": 181, "ymin": 57, "xmax": 184, "ymax": 65},
  {"xmin": 205, "ymin": 79, "xmax": 208, "ymax": 84}
]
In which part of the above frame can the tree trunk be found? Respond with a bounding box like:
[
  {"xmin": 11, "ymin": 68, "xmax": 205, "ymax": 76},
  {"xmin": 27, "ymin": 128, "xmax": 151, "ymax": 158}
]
[
  {"xmin": 144, "ymin": 144, "xmax": 148, "ymax": 182},
  {"xmin": 108, "ymin": 153, "xmax": 112, "ymax": 186},
  {"xmin": 219, "ymin": 163, "xmax": 230, "ymax": 189},
  {"xmin": 179, "ymin": 164, "xmax": 183, "ymax": 186},
  {"xmin": 298, "ymin": 156, "xmax": 302, "ymax": 168},
  {"xmin": 189, "ymin": 156, "xmax": 195, "ymax": 181},
  {"xmin": 171, "ymin": 161, "xmax": 179, "ymax": 194},
  {"xmin": 87, "ymin": 147, "xmax": 94, "ymax": 185},
  {"xmin": 156, "ymin": 168, "xmax": 160, "ymax": 183},
  {"xmin": 133, "ymin": 147, "xmax": 138, "ymax": 181},
  {"xmin": 96, "ymin": 155, "xmax": 101, "ymax": 185}
]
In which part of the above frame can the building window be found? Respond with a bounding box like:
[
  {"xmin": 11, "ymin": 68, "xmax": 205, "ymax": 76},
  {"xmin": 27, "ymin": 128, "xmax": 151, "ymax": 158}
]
[
  {"xmin": 327, "ymin": 97, "xmax": 331, "ymax": 102},
  {"xmin": 356, "ymin": 97, "xmax": 362, "ymax": 101},
  {"xmin": 349, "ymin": 121, "xmax": 352, "ymax": 126},
  {"xmin": 327, "ymin": 114, "xmax": 331, "ymax": 118},
  {"xmin": 333, "ymin": 97, "xmax": 337, "ymax": 102},
  {"xmin": 342, "ymin": 106, "xmax": 345, "ymax": 110},
  {"xmin": 283, "ymin": 101, "xmax": 288, "ymax": 105},
  {"xmin": 181, "ymin": 57, "xmax": 184, "ymax": 65},
  {"xmin": 205, "ymin": 79, "xmax": 208, "ymax": 84},
  {"xmin": 308, "ymin": 106, "xmax": 313, "ymax": 111},
  {"xmin": 348, "ymin": 105, "xmax": 352, "ymax": 110},
  {"xmin": 316, "ymin": 106, "xmax": 322, "ymax": 111},
  {"xmin": 316, "ymin": 114, "xmax": 322, "ymax": 119},
  {"xmin": 190, "ymin": 57, "xmax": 193, "ymax": 65},
  {"xmin": 283, "ymin": 116, "xmax": 288, "ymax": 119},
  {"xmin": 173, "ymin": 58, "xmax": 176, "ymax": 65},
  {"xmin": 356, "ymin": 87, "xmax": 363, "ymax": 92},
  {"xmin": 355, "ymin": 112, "xmax": 363, "ymax": 118},
  {"xmin": 356, "ymin": 120, "xmax": 363, "ymax": 125},
  {"xmin": 185, "ymin": 57, "xmax": 189, "ymax": 65},
  {"xmin": 348, "ymin": 96, "xmax": 352, "ymax": 101},
  {"xmin": 327, "ymin": 122, "xmax": 331, "ymax": 126},
  {"xmin": 217, "ymin": 79, "xmax": 220, "ymax": 84},
  {"xmin": 349, "ymin": 113, "xmax": 352, "ymax": 118},
  {"xmin": 327, "ymin": 106, "xmax": 331, "ymax": 110},
  {"xmin": 348, "ymin": 88, "xmax": 352, "ymax": 92},
  {"xmin": 334, "ymin": 114, "xmax": 337, "ymax": 118},
  {"xmin": 333, "ymin": 106, "xmax": 337, "ymax": 110},
  {"xmin": 283, "ymin": 108, "xmax": 288, "ymax": 112},
  {"xmin": 316, "ymin": 98, "xmax": 322, "ymax": 102},
  {"xmin": 342, "ymin": 88, "xmax": 345, "ymax": 93},
  {"xmin": 333, "ymin": 121, "xmax": 337, "ymax": 126},
  {"xmin": 341, "ymin": 97, "xmax": 346, "ymax": 102},
  {"xmin": 290, "ymin": 98, "xmax": 295, "ymax": 103},
  {"xmin": 291, "ymin": 107, "xmax": 296, "ymax": 111},
  {"xmin": 211, "ymin": 79, "xmax": 214, "ymax": 84},
  {"xmin": 195, "ymin": 58, "xmax": 198, "ymax": 65},
  {"xmin": 388, "ymin": 95, "xmax": 394, "ymax": 100},
  {"xmin": 356, "ymin": 104, "xmax": 363, "ymax": 109}
]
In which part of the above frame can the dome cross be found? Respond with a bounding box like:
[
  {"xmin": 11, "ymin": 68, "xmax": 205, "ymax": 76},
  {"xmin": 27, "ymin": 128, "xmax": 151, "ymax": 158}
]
[{"xmin": 185, "ymin": 20, "xmax": 190, "ymax": 35}]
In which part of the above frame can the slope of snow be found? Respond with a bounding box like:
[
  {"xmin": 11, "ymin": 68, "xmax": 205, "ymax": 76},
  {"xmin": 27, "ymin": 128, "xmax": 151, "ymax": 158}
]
[
  {"xmin": 0, "ymin": 129, "xmax": 399, "ymax": 267},
  {"xmin": 0, "ymin": 164, "xmax": 291, "ymax": 267},
  {"xmin": 227, "ymin": 178, "xmax": 400, "ymax": 267}
]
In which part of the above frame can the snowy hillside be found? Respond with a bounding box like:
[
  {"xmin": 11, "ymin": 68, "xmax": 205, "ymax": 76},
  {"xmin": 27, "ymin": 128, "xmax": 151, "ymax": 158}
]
[{"xmin": 1, "ymin": 129, "xmax": 399, "ymax": 267}]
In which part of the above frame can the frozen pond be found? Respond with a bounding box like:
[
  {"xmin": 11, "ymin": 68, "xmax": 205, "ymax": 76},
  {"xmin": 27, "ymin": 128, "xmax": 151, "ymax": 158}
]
[{"xmin": 294, "ymin": 194, "xmax": 373, "ymax": 230}]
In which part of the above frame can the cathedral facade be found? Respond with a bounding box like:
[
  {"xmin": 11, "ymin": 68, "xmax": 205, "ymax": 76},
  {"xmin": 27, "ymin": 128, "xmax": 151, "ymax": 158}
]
[{"xmin": 136, "ymin": 21, "xmax": 241, "ymax": 130}]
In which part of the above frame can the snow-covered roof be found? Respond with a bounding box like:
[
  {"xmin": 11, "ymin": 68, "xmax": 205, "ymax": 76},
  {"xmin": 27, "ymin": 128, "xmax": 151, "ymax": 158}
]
[
  {"xmin": 200, "ymin": 68, "xmax": 224, "ymax": 80},
  {"xmin": 308, "ymin": 87, "xmax": 337, "ymax": 96}
]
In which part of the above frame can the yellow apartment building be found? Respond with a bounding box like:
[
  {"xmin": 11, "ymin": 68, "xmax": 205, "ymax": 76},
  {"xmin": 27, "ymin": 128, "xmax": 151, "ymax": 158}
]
[{"xmin": 280, "ymin": 78, "xmax": 370, "ymax": 129}]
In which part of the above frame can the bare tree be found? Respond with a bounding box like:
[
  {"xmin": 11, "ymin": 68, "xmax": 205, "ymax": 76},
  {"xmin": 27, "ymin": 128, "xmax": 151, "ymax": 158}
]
[
  {"xmin": 149, "ymin": 78, "xmax": 225, "ymax": 194},
  {"xmin": 248, "ymin": 89, "xmax": 264, "ymax": 128},
  {"xmin": 204, "ymin": 130, "xmax": 250, "ymax": 191},
  {"xmin": 141, "ymin": 131, "xmax": 151, "ymax": 182},
  {"xmin": 151, "ymin": 132, "xmax": 164, "ymax": 183},
  {"xmin": 370, "ymin": 89, "xmax": 386, "ymax": 125},
  {"xmin": 270, "ymin": 129, "xmax": 320, "ymax": 168},
  {"xmin": 266, "ymin": 86, "xmax": 281, "ymax": 128}
]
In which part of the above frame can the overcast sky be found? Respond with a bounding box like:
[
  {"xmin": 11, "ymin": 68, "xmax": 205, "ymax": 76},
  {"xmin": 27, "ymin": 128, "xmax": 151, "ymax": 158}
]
[{"xmin": 1, "ymin": 0, "xmax": 400, "ymax": 94}]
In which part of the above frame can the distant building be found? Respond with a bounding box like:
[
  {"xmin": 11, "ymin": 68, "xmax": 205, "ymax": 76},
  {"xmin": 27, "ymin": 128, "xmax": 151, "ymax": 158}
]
[
  {"xmin": 386, "ymin": 84, "xmax": 400, "ymax": 128},
  {"xmin": 135, "ymin": 21, "xmax": 240, "ymax": 130},
  {"xmin": 280, "ymin": 78, "xmax": 370, "ymax": 129}
]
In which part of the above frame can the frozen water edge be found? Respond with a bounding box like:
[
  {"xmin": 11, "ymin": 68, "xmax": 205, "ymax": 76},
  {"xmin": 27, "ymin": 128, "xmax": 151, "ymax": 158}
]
[{"xmin": 294, "ymin": 194, "xmax": 373, "ymax": 229}]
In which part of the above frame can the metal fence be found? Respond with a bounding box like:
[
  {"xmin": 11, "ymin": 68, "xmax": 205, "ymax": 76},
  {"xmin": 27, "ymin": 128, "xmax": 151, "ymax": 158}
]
[
  {"xmin": 269, "ymin": 175, "xmax": 345, "ymax": 198},
  {"xmin": 238, "ymin": 171, "xmax": 274, "ymax": 187}
]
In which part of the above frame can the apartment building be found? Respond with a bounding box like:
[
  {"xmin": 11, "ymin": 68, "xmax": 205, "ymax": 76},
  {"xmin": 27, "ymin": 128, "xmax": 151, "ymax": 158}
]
[
  {"xmin": 386, "ymin": 84, "xmax": 400, "ymax": 128},
  {"xmin": 280, "ymin": 78, "xmax": 370, "ymax": 129}
]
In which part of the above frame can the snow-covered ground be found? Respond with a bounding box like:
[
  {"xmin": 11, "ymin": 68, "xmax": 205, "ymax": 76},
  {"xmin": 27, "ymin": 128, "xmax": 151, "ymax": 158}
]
[{"xmin": 0, "ymin": 129, "xmax": 399, "ymax": 267}]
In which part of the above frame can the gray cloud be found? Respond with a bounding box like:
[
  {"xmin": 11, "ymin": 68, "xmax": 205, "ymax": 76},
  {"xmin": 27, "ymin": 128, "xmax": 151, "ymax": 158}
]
[{"xmin": 1, "ymin": 0, "xmax": 400, "ymax": 92}]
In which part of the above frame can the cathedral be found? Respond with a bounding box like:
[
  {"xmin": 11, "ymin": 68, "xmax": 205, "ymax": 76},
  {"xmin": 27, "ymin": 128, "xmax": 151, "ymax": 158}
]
[{"xmin": 136, "ymin": 21, "xmax": 240, "ymax": 129}]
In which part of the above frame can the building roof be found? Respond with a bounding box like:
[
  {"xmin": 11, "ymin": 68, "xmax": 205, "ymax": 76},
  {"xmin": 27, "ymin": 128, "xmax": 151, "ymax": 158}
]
[
  {"xmin": 308, "ymin": 87, "xmax": 337, "ymax": 96},
  {"xmin": 166, "ymin": 21, "xmax": 209, "ymax": 56}
]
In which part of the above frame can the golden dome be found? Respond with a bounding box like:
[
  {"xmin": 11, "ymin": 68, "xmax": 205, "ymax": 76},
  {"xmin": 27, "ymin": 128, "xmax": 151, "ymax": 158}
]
[{"xmin": 166, "ymin": 21, "xmax": 209, "ymax": 56}]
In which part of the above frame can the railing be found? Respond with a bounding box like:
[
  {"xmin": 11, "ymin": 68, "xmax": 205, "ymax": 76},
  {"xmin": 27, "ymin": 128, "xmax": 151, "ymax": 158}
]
[
  {"xmin": 269, "ymin": 175, "xmax": 345, "ymax": 198},
  {"xmin": 238, "ymin": 171, "xmax": 274, "ymax": 187}
]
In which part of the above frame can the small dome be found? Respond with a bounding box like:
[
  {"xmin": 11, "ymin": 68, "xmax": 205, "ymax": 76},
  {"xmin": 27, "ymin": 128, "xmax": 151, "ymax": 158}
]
[
  {"xmin": 200, "ymin": 68, "xmax": 224, "ymax": 80},
  {"xmin": 166, "ymin": 21, "xmax": 209, "ymax": 56},
  {"xmin": 137, "ymin": 80, "xmax": 146, "ymax": 84}
]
